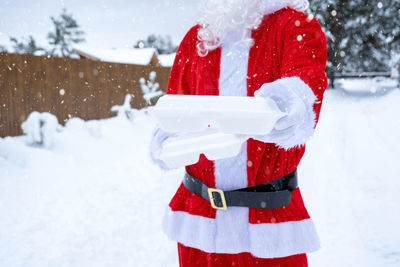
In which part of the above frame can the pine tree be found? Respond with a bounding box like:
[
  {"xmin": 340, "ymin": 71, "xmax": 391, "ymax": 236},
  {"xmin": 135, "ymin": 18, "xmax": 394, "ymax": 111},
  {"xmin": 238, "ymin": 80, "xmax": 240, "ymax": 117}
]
[
  {"xmin": 0, "ymin": 45, "xmax": 7, "ymax": 52},
  {"xmin": 310, "ymin": 0, "xmax": 400, "ymax": 73},
  {"xmin": 134, "ymin": 34, "xmax": 177, "ymax": 54},
  {"xmin": 47, "ymin": 8, "xmax": 85, "ymax": 57},
  {"xmin": 9, "ymin": 35, "xmax": 45, "ymax": 55}
]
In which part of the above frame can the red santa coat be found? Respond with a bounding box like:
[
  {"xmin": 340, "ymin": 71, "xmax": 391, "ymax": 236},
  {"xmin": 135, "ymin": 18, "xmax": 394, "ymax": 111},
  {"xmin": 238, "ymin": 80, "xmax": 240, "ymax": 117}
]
[{"xmin": 162, "ymin": 5, "xmax": 328, "ymax": 259}]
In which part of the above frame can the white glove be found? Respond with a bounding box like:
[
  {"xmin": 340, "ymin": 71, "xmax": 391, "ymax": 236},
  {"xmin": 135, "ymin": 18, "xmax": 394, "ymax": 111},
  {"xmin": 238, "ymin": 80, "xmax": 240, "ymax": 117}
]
[
  {"xmin": 251, "ymin": 77, "xmax": 317, "ymax": 150},
  {"xmin": 149, "ymin": 124, "xmax": 178, "ymax": 170}
]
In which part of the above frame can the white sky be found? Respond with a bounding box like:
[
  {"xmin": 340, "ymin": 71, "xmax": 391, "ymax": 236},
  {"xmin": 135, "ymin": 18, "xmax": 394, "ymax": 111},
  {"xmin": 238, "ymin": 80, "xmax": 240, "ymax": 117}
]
[{"xmin": 0, "ymin": 0, "xmax": 199, "ymax": 50}]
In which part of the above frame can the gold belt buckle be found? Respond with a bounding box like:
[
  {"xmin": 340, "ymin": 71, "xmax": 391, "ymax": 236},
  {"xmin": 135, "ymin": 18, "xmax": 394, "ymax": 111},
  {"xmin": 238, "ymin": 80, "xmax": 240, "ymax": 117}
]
[{"xmin": 207, "ymin": 188, "xmax": 227, "ymax": 211}]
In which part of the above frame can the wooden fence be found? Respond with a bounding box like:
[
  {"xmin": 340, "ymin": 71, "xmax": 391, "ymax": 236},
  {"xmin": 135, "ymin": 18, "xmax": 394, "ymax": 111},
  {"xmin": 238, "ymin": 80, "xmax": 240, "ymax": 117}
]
[{"xmin": 0, "ymin": 52, "xmax": 171, "ymax": 137}]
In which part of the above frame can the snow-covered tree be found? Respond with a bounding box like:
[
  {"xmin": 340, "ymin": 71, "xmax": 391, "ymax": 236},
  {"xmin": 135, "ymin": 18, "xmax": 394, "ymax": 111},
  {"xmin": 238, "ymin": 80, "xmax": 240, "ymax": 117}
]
[
  {"xmin": 47, "ymin": 8, "xmax": 85, "ymax": 57},
  {"xmin": 134, "ymin": 34, "xmax": 177, "ymax": 54},
  {"xmin": 111, "ymin": 94, "xmax": 137, "ymax": 121},
  {"xmin": 21, "ymin": 112, "xmax": 62, "ymax": 148},
  {"xmin": 9, "ymin": 35, "xmax": 45, "ymax": 55},
  {"xmin": 310, "ymin": 0, "xmax": 400, "ymax": 72},
  {"xmin": 140, "ymin": 71, "xmax": 164, "ymax": 106}
]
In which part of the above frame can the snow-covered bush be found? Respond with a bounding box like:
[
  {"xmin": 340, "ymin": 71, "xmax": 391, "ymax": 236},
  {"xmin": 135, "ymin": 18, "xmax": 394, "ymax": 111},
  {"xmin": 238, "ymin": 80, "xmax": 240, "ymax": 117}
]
[
  {"xmin": 140, "ymin": 71, "xmax": 164, "ymax": 106},
  {"xmin": 111, "ymin": 94, "xmax": 138, "ymax": 121},
  {"xmin": 65, "ymin": 117, "xmax": 103, "ymax": 138},
  {"xmin": 64, "ymin": 117, "xmax": 86, "ymax": 130},
  {"xmin": 21, "ymin": 111, "xmax": 62, "ymax": 148}
]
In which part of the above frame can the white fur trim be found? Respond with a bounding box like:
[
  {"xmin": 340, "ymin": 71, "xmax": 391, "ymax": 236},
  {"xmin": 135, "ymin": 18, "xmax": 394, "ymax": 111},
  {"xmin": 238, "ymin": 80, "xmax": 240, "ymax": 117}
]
[
  {"xmin": 263, "ymin": 1, "xmax": 291, "ymax": 16},
  {"xmin": 276, "ymin": 77, "xmax": 317, "ymax": 149},
  {"xmin": 263, "ymin": 0, "xmax": 309, "ymax": 16},
  {"xmin": 205, "ymin": 27, "xmax": 255, "ymax": 254},
  {"xmin": 162, "ymin": 208, "xmax": 321, "ymax": 258},
  {"xmin": 214, "ymin": 144, "xmax": 250, "ymax": 252},
  {"xmin": 253, "ymin": 77, "xmax": 318, "ymax": 150}
]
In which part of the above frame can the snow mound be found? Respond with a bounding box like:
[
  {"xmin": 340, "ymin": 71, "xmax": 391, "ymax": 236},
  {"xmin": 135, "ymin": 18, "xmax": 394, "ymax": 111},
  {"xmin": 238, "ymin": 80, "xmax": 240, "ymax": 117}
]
[{"xmin": 0, "ymin": 137, "xmax": 27, "ymax": 167}]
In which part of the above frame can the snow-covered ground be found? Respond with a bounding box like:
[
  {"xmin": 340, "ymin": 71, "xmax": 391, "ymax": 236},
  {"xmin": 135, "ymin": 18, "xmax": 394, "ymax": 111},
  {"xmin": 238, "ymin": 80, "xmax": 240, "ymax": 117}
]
[
  {"xmin": 0, "ymin": 82, "xmax": 399, "ymax": 266},
  {"xmin": 303, "ymin": 86, "xmax": 400, "ymax": 267}
]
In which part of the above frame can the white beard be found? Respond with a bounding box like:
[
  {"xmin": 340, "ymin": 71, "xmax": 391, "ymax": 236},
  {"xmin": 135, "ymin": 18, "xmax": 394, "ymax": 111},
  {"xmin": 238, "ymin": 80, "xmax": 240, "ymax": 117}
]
[{"xmin": 196, "ymin": 0, "xmax": 310, "ymax": 56}]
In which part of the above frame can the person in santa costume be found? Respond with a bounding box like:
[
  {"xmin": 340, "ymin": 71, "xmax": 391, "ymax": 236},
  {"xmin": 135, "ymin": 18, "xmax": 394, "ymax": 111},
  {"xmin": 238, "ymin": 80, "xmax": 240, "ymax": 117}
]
[{"xmin": 150, "ymin": 0, "xmax": 328, "ymax": 266}]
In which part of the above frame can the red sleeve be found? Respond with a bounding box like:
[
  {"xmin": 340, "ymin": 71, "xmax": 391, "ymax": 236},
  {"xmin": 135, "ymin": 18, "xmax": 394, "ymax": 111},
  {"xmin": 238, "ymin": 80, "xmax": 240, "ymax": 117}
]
[
  {"xmin": 166, "ymin": 25, "xmax": 200, "ymax": 95},
  {"xmin": 280, "ymin": 11, "xmax": 328, "ymax": 125}
]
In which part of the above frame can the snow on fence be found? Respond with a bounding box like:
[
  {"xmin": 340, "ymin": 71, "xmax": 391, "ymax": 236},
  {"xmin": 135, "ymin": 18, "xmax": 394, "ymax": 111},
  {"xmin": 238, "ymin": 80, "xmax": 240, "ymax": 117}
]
[{"xmin": 0, "ymin": 52, "xmax": 171, "ymax": 137}]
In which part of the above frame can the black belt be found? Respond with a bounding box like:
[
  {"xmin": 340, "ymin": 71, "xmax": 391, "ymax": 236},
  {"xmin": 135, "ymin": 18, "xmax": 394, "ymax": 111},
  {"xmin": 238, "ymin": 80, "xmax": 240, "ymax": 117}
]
[{"xmin": 183, "ymin": 170, "xmax": 298, "ymax": 211}]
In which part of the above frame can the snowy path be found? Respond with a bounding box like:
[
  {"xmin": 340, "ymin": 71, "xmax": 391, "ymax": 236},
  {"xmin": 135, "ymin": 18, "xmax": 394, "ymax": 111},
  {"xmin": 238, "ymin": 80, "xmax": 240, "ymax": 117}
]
[
  {"xmin": 1, "ymin": 89, "xmax": 400, "ymax": 266},
  {"xmin": 302, "ymin": 89, "xmax": 400, "ymax": 266}
]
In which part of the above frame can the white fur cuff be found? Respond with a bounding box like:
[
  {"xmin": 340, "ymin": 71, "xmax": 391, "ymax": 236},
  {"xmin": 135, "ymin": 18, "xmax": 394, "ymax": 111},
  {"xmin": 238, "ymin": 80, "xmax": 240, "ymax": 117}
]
[{"xmin": 253, "ymin": 76, "xmax": 317, "ymax": 149}]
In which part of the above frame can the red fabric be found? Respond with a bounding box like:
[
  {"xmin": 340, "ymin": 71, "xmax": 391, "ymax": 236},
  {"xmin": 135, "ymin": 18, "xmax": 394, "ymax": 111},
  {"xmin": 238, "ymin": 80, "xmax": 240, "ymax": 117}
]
[
  {"xmin": 177, "ymin": 243, "xmax": 308, "ymax": 267},
  {"xmin": 167, "ymin": 7, "xmax": 328, "ymax": 224}
]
